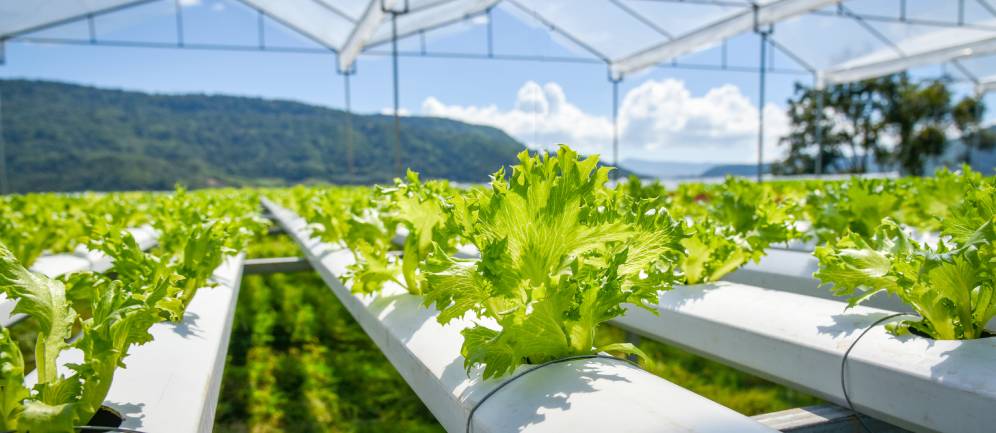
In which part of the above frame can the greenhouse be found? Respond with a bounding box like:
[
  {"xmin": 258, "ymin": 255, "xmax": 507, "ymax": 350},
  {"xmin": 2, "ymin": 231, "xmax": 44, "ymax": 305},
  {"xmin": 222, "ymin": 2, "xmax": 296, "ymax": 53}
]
[{"xmin": 0, "ymin": 1, "xmax": 995, "ymax": 433}]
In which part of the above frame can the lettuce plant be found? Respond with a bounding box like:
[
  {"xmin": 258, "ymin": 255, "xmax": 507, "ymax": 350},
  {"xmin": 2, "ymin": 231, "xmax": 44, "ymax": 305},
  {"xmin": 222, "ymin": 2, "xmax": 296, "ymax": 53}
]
[
  {"xmin": 422, "ymin": 146, "xmax": 685, "ymax": 378},
  {"xmin": 815, "ymin": 184, "xmax": 996, "ymax": 339}
]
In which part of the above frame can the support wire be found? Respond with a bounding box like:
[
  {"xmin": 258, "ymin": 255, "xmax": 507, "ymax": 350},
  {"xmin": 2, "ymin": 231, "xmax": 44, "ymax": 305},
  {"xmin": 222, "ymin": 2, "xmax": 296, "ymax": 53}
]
[
  {"xmin": 391, "ymin": 11, "xmax": 403, "ymax": 178},
  {"xmin": 0, "ymin": 77, "xmax": 7, "ymax": 194},
  {"xmin": 814, "ymin": 74, "xmax": 823, "ymax": 176},
  {"xmin": 611, "ymin": 76, "xmax": 622, "ymax": 180},
  {"xmin": 755, "ymin": 8, "xmax": 771, "ymax": 183},
  {"xmin": 344, "ymin": 69, "xmax": 356, "ymax": 178}
]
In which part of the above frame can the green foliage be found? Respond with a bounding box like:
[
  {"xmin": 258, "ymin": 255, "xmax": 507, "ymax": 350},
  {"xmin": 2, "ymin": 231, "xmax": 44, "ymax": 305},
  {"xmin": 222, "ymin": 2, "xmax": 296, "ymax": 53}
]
[
  {"xmin": 418, "ymin": 147, "xmax": 685, "ymax": 378},
  {"xmin": 0, "ymin": 188, "xmax": 266, "ymax": 430},
  {"xmin": 215, "ymin": 236, "xmax": 444, "ymax": 433},
  {"xmin": 814, "ymin": 182, "xmax": 996, "ymax": 339},
  {"xmin": 776, "ymin": 74, "xmax": 980, "ymax": 176},
  {"xmin": 623, "ymin": 176, "xmax": 802, "ymax": 284},
  {"xmin": 0, "ymin": 193, "xmax": 153, "ymax": 267},
  {"xmin": 2, "ymin": 79, "xmax": 527, "ymax": 192}
]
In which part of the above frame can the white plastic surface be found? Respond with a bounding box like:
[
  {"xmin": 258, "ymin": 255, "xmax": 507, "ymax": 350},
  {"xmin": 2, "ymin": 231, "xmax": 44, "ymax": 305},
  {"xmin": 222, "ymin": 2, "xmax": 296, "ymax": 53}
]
[
  {"xmin": 367, "ymin": 0, "xmax": 500, "ymax": 47},
  {"xmin": 240, "ymin": 0, "xmax": 355, "ymax": 50},
  {"xmin": 24, "ymin": 254, "xmax": 245, "ymax": 433},
  {"xmin": 264, "ymin": 198, "xmax": 778, "ymax": 433},
  {"xmin": 822, "ymin": 19, "xmax": 996, "ymax": 84},
  {"xmin": 611, "ymin": 0, "xmax": 836, "ymax": 77},
  {"xmin": 0, "ymin": 0, "xmax": 136, "ymax": 37},
  {"xmin": 338, "ymin": 0, "xmax": 396, "ymax": 71},
  {"xmin": 610, "ymin": 282, "xmax": 996, "ymax": 433}
]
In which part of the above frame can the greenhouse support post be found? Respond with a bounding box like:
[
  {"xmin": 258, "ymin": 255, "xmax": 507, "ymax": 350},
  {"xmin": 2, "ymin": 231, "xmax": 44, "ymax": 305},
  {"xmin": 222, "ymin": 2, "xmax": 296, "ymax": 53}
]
[
  {"xmin": 755, "ymin": 19, "xmax": 772, "ymax": 182},
  {"xmin": 814, "ymin": 74, "xmax": 823, "ymax": 176},
  {"xmin": 975, "ymin": 88, "xmax": 982, "ymax": 165},
  {"xmin": 390, "ymin": 9, "xmax": 403, "ymax": 178},
  {"xmin": 611, "ymin": 75, "xmax": 622, "ymax": 180},
  {"xmin": 343, "ymin": 66, "xmax": 356, "ymax": 177},
  {"xmin": 0, "ymin": 69, "xmax": 7, "ymax": 195}
]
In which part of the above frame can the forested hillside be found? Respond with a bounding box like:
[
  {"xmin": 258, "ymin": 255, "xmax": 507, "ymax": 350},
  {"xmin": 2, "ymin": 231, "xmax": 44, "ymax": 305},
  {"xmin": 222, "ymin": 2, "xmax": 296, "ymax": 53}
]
[{"xmin": 1, "ymin": 79, "xmax": 527, "ymax": 192}]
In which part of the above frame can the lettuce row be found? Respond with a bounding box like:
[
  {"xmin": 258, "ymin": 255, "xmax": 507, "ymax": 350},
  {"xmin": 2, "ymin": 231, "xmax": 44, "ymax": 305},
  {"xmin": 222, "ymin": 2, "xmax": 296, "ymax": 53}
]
[
  {"xmin": 815, "ymin": 183, "xmax": 996, "ymax": 340},
  {"xmin": 0, "ymin": 189, "xmax": 267, "ymax": 431}
]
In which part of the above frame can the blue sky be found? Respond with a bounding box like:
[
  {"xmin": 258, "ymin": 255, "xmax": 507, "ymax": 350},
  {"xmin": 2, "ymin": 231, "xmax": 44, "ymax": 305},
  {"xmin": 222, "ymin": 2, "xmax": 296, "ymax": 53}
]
[{"xmin": 2, "ymin": 0, "xmax": 990, "ymax": 164}]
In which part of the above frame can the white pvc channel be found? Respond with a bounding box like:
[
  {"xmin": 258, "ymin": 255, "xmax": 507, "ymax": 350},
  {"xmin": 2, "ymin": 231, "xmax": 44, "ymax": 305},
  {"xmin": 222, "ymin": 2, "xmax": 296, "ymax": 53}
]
[
  {"xmin": 264, "ymin": 198, "xmax": 778, "ymax": 433},
  {"xmin": 371, "ymin": 207, "xmax": 995, "ymax": 433},
  {"xmin": 25, "ymin": 253, "xmax": 246, "ymax": 433},
  {"xmin": 611, "ymin": 282, "xmax": 996, "ymax": 433}
]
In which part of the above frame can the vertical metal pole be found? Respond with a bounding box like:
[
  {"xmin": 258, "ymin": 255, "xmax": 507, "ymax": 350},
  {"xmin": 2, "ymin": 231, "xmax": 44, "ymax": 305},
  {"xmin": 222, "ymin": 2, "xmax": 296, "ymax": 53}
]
[
  {"xmin": 814, "ymin": 75, "xmax": 823, "ymax": 176},
  {"xmin": 0, "ymin": 78, "xmax": 8, "ymax": 195},
  {"xmin": 258, "ymin": 9, "xmax": 265, "ymax": 50},
  {"xmin": 757, "ymin": 30, "xmax": 768, "ymax": 182},
  {"xmin": 973, "ymin": 90, "xmax": 983, "ymax": 166},
  {"xmin": 175, "ymin": 0, "xmax": 184, "ymax": 47},
  {"xmin": 345, "ymin": 70, "xmax": 355, "ymax": 178},
  {"xmin": 959, "ymin": 0, "xmax": 965, "ymax": 25},
  {"xmin": 391, "ymin": 12, "xmax": 402, "ymax": 177},
  {"xmin": 486, "ymin": 8, "xmax": 494, "ymax": 58},
  {"xmin": 88, "ymin": 15, "xmax": 97, "ymax": 44},
  {"xmin": 721, "ymin": 39, "xmax": 728, "ymax": 69},
  {"xmin": 612, "ymin": 78, "xmax": 620, "ymax": 180}
]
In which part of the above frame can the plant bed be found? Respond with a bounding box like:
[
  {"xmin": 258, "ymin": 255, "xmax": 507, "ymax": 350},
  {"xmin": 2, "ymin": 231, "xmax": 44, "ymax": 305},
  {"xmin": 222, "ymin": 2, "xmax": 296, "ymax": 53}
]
[
  {"xmin": 723, "ymin": 248, "xmax": 910, "ymax": 312},
  {"xmin": 0, "ymin": 225, "xmax": 161, "ymax": 327},
  {"xmin": 23, "ymin": 254, "xmax": 246, "ymax": 433},
  {"xmin": 610, "ymin": 282, "xmax": 996, "ymax": 433},
  {"xmin": 264, "ymin": 198, "xmax": 780, "ymax": 433}
]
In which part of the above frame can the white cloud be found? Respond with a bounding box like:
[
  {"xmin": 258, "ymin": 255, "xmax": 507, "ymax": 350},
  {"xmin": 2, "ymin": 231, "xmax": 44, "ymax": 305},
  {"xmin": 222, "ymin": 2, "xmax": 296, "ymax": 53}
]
[
  {"xmin": 178, "ymin": 0, "xmax": 201, "ymax": 6},
  {"xmin": 420, "ymin": 79, "xmax": 789, "ymax": 163},
  {"xmin": 619, "ymin": 80, "xmax": 789, "ymax": 163},
  {"xmin": 422, "ymin": 81, "xmax": 612, "ymax": 155}
]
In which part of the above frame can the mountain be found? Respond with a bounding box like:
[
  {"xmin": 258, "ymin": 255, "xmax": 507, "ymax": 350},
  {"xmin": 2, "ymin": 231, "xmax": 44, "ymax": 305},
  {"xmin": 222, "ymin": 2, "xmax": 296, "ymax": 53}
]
[
  {"xmin": 620, "ymin": 159, "xmax": 716, "ymax": 179},
  {"xmin": 925, "ymin": 128, "xmax": 996, "ymax": 175},
  {"xmin": 0, "ymin": 79, "xmax": 529, "ymax": 192},
  {"xmin": 700, "ymin": 163, "xmax": 771, "ymax": 178}
]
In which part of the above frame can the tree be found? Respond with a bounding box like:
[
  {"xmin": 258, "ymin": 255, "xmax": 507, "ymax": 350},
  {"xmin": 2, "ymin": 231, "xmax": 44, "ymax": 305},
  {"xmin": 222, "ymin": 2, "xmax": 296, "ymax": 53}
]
[
  {"xmin": 773, "ymin": 84, "xmax": 844, "ymax": 175},
  {"xmin": 952, "ymin": 96, "xmax": 996, "ymax": 165},
  {"xmin": 777, "ymin": 74, "xmax": 958, "ymax": 176},
  {"xmin": 831, "ymin": 80, "xmax": 885, "ymax": 173},
  {"xmin": 877, "ymin": 77, "xmax": 951, "ymax": 176}
]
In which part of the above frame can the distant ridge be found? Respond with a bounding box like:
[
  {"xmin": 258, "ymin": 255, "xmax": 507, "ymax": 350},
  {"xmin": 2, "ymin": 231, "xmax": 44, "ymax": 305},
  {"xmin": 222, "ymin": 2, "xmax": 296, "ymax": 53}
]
[{"xmin": 1, "ymin": 79, "xmax": 529, "ymax": 192}]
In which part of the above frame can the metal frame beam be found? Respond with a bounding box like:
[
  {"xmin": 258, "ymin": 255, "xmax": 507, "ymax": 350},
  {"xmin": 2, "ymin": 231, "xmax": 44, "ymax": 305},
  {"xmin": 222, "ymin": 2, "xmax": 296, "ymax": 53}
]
[
  {"xmin": 338, "ymin": 0, "xmax": 398, "ymax": 72},
  {"xmin": 365, "ymin": 0, "xmax": 500, "ymax": 47},
  {"xmin": 976, "ymin": 75, "xmax": 996, "ymax": 94},
  {"xmin": 8, "ymin": 35, "xmax": 812, "ymax": 75},
  {"xmin": 611, "ymin": 0, "xmax": 837, "ymax": 78},
  {"xmin": 822, "ymin": 21, "xmax": 996, "ymax": 85},
  {"xmin": 242, "ymin": 257, "xmax": 312, "ymax": 274}
]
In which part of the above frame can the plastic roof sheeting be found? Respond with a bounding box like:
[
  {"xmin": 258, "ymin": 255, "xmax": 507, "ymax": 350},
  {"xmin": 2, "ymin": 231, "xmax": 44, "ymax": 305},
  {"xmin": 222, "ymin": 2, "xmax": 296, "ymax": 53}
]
[
  {"xmin": 240, "ymin": 0, "xmax": 356, "ymax": 50},
  {"xmin": 821, "ymin": 19, "xmax": 996, "ymax": 85},
  {"xmin": 0, "ymin": 0, "xmax": 143, "ymax": 37},
  {"xmin": 6, "ymin": 0, "xmax": 996, "ymax": 87},
  {"xmin": 366, "ymin": 0, "xmax": 499, "ymax": 47}
]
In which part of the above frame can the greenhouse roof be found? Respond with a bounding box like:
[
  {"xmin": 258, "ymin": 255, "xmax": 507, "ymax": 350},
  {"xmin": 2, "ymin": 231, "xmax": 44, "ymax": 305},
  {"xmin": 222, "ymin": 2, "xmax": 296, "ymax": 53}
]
[{"xmin": 4, "ymin": 1, "xmax": 996, "ymax": 87}]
